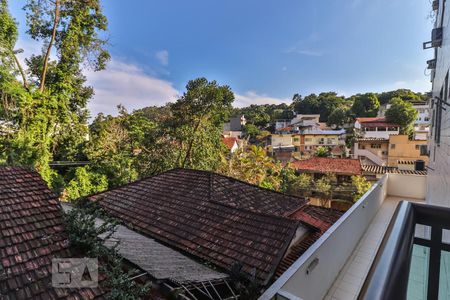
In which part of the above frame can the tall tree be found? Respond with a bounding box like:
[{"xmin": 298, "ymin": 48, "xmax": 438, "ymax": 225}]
[
  {"xmin": 169, "ymin": 77, "xmax": 234, "ymax": 169},
  {"xmin": 0, "ymin": 0, "xmax": 110, "ymax": 186},
  {"xmin": 385, "ymin": 97, "xmax": 418, "ymax": 135},
  {"xmin": 351, "ymin": 93, "xmax": 380, "ymax": 117}
]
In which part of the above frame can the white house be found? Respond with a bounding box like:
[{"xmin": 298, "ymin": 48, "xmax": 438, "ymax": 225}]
[{"xmin": 354, "ymin": 117, "xmax": 400, "ymax": 139}]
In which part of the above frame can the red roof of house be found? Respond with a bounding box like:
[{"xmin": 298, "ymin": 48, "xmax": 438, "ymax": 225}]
[
  {"xmin": 0, "ymin": 166, "xmax": 103, "ymax": 299},
  {"xmin": 89, "ymin": 169, "xmax": 308, "ymax": 284},
  {"xmin": 222, "ymin": 137, "xmax": 237, "ymax": 150},
  {"xmin": 356, "ymin": 117, "xmax": 387, "ymax": 123},
  {"xmin": 356, "ymin": 117, "xmax": 400, "ymax": 128},
  {"xmin": 276, "ymin": 206, "xmax": 344, "ymax": 277},
  {"xmin": 291, "ymin": 157, "xmax": 362, "ymax": 175}
]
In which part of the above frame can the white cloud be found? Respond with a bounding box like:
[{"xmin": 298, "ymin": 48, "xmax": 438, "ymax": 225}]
[
  {"xmin": 85, "ymin": 59, "xmax": 179, "ymax": 117},
  {"xmin": 234, "ymin": 91, "xmax": 290, "ymax": 107},
  {"xmin": 155, "ymin": 50, "xmax": 169, "ymax": 66}
]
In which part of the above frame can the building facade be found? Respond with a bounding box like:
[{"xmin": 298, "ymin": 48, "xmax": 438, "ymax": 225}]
[
  {"xmin": 387, "ymin": 135, "xmax": 429, "ymax": 167},
  {"xmin": 354, "ymin": 117, "xmax": 400, "ymax": 139},
  {"xmin": 426, "ymin": 0, "xmax": 450, "ymax": 208}
]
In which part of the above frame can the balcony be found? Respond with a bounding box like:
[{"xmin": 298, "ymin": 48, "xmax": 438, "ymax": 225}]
[{"xmin": 259, "ymin": 173, "xmax": 428, "ymax": 300}]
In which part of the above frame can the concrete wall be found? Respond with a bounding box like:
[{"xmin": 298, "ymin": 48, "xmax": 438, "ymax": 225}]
[
  {"xmin": 427, "ymin": 0, "xmax": 450, "ymax": 208},
  {"xmin": 387, "ymin": 135, "xmax": 429, "ymax": 167},
  {"xmin": 387, "ymin": 174, "xmax": 427, "ymax": 199},
  {"xmin": 259, "ymin": 175, "xmax": 389, "ymax": 300}
]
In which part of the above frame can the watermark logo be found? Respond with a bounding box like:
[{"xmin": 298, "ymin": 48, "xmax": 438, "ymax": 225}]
[{"xmin": 52, "ymin": 258, "xmax": 98, "ymax": 288}]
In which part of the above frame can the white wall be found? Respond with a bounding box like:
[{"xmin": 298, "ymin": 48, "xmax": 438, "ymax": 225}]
[{"xmin": 260, "ymin": 175, "xmax": 388, "ymax": 300}]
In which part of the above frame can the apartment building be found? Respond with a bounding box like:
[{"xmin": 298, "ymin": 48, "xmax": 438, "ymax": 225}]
[
  {"xmin": 259, "ymin": 2, "xmax": 450, "ymax": 299},
  {"xmin": 353, "ymin": 138, "xmax": 389, "ymax": 166},
  {"xmin": 354, "ymin": 117, "xmax": 400, "ymax": 139},
  {"xmin": 387, "ymin": 135, "xmax": 428, "ymax": 167}
]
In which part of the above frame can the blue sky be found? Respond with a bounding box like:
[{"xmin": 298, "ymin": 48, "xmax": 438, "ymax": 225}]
[{"xmin": 9, "ymin": 0, "xmax": 434, "ymax": 116}]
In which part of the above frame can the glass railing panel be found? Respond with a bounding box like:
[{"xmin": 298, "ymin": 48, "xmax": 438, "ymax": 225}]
[
  {"xmin": 439, "ymin": 250, "xmax": 450, "ymax": 300},
  {"xmin": 407, "ymin": 244, "xmax": 430, "ymax": 300}
]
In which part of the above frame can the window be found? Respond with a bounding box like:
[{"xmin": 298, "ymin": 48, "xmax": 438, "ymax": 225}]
[
  {"xmin": 435, "ymin": 72, "xmax": 447, "ymax": 145},
  {"xmin": 382, "ymin": 151, "xmax": 388, "ymax": 155},
  {"xmin": 391, "ymin": 144, "xmax": 396, "ymax": 149},
  {"xmin": 293, "ymin": 138, "xmax": 300, "ymax": 142},
  {"xmin": 425, "ymin": 117, "xmax": 430, "ymax": 122},
  {"xmin": 305, "ymin": 138, "xmax": 312, "ymax": 142},
  {"xmin": 360, "ymin": 145, "xmax": 366, "ymax": 150},
  {"xmin": 371, "ymin": 144, "xmax": 382, "ymax": 149},
  {"xmin": 419, "ymin": 145, "xmax": 428, "ymax": 156}
]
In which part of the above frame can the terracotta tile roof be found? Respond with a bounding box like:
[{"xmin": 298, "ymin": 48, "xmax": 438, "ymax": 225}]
[
  {"xmin": 330, "ymin": 145, "xmax": 345, "ymax": 156},
  {"xmin": 275, "ymin": 206, "xmax": 344, "ymax": 277},
  {"xmin": 356, "ymin": 117, "xmax": 399, "ymax": 128},
  {"xmin": 356, "ymin": 117, "xmax": 387, "ymax": 123},
  {"xmin": 222, "ymin": 137, "xmax": 237, "ymax": 150},
  {"xmin": 0, "ymin": 166, "xmax": 103, "ymax": 300},
  {"xmin": 89, "ymin": 169, "xmax": 307, "ymax": 285},
  {"xmin": 290, "ymin": 157, "xmax": 362, "ymax": 175},
  {"xmin": 361, "ymin": 165, "xmax": 427, "ymax": 175},
  {"xmin": 356, "ymin": 137, "xmax": 389, "ymax": 142}
]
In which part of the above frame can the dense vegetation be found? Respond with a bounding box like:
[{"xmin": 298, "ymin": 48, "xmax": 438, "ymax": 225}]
[{"xmin": 0, "ymin": 0, "xmax": 423, "ymax": 201}]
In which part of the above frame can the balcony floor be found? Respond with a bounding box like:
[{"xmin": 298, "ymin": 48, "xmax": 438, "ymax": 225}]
[{"xmin": 324, "ymin": 196, "xmax": 425, "ymax": 300}]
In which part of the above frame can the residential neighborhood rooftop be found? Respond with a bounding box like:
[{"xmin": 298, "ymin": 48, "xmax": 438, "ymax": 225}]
[
  {"xmin": 0, "ymin": 167, "xmax": 103, "ymax": 300},
  {"xmin": 290, "ymin": 157, "xmax": 362, "ymax": 176}
]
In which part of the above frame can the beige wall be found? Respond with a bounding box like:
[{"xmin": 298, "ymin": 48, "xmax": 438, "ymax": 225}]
[
  {"xmin": 271, "ymin": 134, "xmax": 293, "ymax": 147},
  {"xmin": 387, "ymin": 135, "xmax": 429, "ymax": 167},
  {"xmin": 357, "ymin": 140, "xmax": 389, "ymax": 158},
  {"xmin": 387, "ymin": 174, "xmax": 427, "ymax": 199}
]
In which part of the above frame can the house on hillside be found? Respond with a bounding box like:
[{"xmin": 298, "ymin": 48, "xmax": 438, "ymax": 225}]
[
  {"xmin": 270, "ymin": 119, "xmax": 346, "ymax": 161},
  {"xmin": 354, "ymin": 117, "xmax": 400, "ymax": 139},
  {"xmin": 290, "ymin": 157, "xmax": 362, "ymax": 183},
  {"xmin": 222, "ymin": 136, "xmax": 239, "ymax": 153},
  {"xmin": 353, "ymin": 137, "xmax": 389, "ymax": 166},
  {"xmin": 387, "ymin": 135, "xmax": 428, "ymax": 168},
  {"xmin": 223, "ymin": 115, "xmax": 246, "ymax": 138}
]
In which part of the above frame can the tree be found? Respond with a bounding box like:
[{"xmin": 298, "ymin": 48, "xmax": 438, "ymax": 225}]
[
  {"xmin": 351, "ymin": 93, "xmax": 380, "ymax": 117},
  {"xmin": 62, "ymin": 166, "xmax": 108, "ymax": 201},
  {"xmin": 385, "ymin": 97, "xmax": 418, "ymax": 135},
  {"xmin": 327, "ymin": 107, "xmax": 350, "ymax": 129},
  {"xmin": 351, "ymin": 175, "xmax": 372, "ymax": 202},
  {"xmin": 169, "ymin": 77, "xmax": 234, "ymax": 169},
  {"xmin": 315, "ymin": 146, "xmax": 329, "ymax": 157},
  {"xmin": 292, "ymin": 92, "xmax": 347, "ymax": 122},
  {"xmin": 289, "ymin": 173, "xmax": 313, "ymax": 197},
  {"xmin": 219, "ymin": 145, "xmax": 283, "ymax": 190},
  {"xmin": 315, "ymin": 175, "xmax": 333, "ymax": 207},
  {"xmin": 0, "ymin": 0, "xmax": 110, "ymax": 187},
  {"xmin": 377, "ymin": 89, "xmax": 426, "ymax": 105}
]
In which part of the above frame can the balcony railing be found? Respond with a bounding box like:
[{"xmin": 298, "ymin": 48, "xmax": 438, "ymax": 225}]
[
  {"xmin": 359, "ymin": 201, "xmax": 450, "ymax": 300},
  {"xmin": 259, "ymin": 173, "xmax": 427, "ymax": 300}
]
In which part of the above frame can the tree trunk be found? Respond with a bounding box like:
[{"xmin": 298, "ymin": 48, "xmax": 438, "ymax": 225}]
[
  {"xmin": 12, "ymin": 52, "xmax": 28, "ymax": 89},
  {"xmin": 39, "ymin": 0, "xmax": 61, "ymax": 92},
  {"xmin": 182, "ymin": 119, "xmax": 202, "ymax": 168}
]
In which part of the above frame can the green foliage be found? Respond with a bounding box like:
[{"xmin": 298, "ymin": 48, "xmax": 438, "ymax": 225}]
[
  {"xmin": 219, "ymin": 145, "xmax": 283, "ymax": 190},
  {"xmin": 64, "ymin": 202, "xmax": 149, "ymax": 299},
  {"xmin": 314, "ymin": 146, "xmax": 329, "ymax": 157},
  {"xmin": 315, "ymin": 174, "xmax": 334, "ymax": 207},
  {"xmin": 377, "ymin": 89, "xmax": 426, "ymax": 105},
  {"xmin": 169, "ymin": 77, "xmax": 234, "ymax": 169},
  {"xmin": 289, "ymin": 173, "xmax": 313, "ymax": 196},
  {"xmin": 63, "ymin": 166, "xmax": 108, "ymax": 201},
  {"xmin": 327, "ymin": 106, "xmax": 351, "ymax": 129},
  {"xmin": 351, "ymin": 175, "xmax": 372, "ymax": 202},
  {"xmin": 292, "ymin": 92, "xmax": 347, "ymax": 122},
  {"xmin": 243, "ymin": 123, "xmax": 261, "ymax": 139},
  {"xmin": 351, "ymin": 93, "xmax": 380, "ymax": 117},
  {"xmin": 385, "ymin": 97, "xmax": 418, "ymax": 135}
]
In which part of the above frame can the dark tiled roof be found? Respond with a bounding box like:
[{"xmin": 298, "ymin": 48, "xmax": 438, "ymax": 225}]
[
  {"xmin": 89, "ymin": 169, "xmax": 306, "ymax": 284},
  {"xmin": 291, "ymin": 157, "xmax": 362, "ymax": 175},
  {"xmin": 362, "ymin": 165, "xmax": 427, "ymax": 175},
  {"xmin": 275, "ymin": 206, "xmax": 344, "ymax": 277},
  {"xmin": 0, "ymin": 166, "xmax": 103, "ymax": 300}
]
